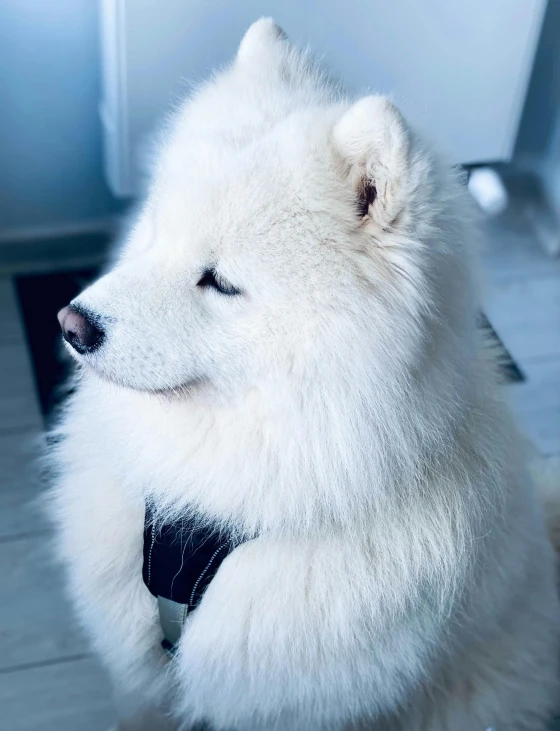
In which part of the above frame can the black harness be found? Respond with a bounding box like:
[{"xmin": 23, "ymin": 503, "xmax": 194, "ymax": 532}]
[{"xmin": 142, "ymin": 504, "xmax": 240, "ymax": 655}]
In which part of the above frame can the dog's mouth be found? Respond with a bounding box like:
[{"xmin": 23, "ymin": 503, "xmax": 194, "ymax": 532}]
[
  {"xmin": 68, "ymin": 350, "xmax": 204, "ymax": 399},
  {"xmin": 148, "ymin": 378, "xmax": 206, "ymax": 398}
]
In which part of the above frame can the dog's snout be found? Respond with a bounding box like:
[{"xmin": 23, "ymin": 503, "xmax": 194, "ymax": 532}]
[{"xmin": 58, "ymin": 304, "xmax": 104, "ymax": 354}]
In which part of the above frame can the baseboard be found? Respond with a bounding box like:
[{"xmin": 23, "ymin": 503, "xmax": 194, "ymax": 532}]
[
  {"xmin": 0, "ymin": 217, "xmax": 124, "ymax": 276},
  {"xmin": 0, "ymin": 216, "xmax": 123, "ymax": 245}
]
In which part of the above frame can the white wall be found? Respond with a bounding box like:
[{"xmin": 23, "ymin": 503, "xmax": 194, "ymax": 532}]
[{"xmin": 101, "ymin": 0, "xmax": 545, "ymax": 196}]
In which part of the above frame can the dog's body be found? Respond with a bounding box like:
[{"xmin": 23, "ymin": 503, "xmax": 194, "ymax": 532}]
[{"xmin": 51, "ymin": 20, "xmax": 559, "ymax": 730}]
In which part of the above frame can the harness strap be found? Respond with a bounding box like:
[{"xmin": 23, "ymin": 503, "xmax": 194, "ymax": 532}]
[
  {"xmin": 142, "ymin": 504, "xmax": 241, "ymax": 656},
  {"xmin": 157, "ymin": 597, "xmax": 188, "ymax": 656}
]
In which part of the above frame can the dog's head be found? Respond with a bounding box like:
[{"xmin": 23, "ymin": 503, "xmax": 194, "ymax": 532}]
[{"xmin": 59, "ymin": 19, "xmax": 474, "ymax": 402}]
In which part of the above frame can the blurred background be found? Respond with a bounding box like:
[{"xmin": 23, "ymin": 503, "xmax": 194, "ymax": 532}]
[{"xmin": 0, "ymin": 1, "xmax": 558, "ymax": 728}]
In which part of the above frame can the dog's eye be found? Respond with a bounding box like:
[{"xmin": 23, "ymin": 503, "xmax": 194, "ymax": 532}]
[{"xmin": 197, "ymin": 268, "xmax": 241, "ymax": 296}]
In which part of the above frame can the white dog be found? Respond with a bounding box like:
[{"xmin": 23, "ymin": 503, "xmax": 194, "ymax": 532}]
[{"xmin": 50, "ymin": 19, "xmax": 559, "ymax": 731}]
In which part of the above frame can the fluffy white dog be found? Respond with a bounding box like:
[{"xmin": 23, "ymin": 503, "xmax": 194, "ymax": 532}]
[{"xmin": 50, "ymin": 19, "xmax": 560, "ymax": 731}]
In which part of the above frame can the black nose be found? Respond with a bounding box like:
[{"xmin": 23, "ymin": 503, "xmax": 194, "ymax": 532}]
[{"xmin": 57, "ymin": 304, "xmax": 104, "ymax": 354}]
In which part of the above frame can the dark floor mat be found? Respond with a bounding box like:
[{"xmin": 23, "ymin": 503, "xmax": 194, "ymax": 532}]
[
  {"xmin": 14, "ymin": 268, "xmax": 524, "ymax": 425},
  {"xmin": 479, "ymin": 312, "xmax": 525, "ymax": 383},
  {"xmin": 15, "ymin": 267, "xmax": 99, "ymax": 421}
]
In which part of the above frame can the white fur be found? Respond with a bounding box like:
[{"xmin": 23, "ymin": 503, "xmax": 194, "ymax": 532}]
[{"xmin": 49, "ymin": 19, "xmax": 560, "ymax": 731}]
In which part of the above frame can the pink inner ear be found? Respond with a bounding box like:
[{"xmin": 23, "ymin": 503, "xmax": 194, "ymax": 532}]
[{"xmin": 357, "ymin": 181, "xmax": 377, "ymax": 218}]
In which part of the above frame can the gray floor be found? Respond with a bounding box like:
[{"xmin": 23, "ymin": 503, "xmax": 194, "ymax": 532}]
[{"xmin": 0, "ymin": 206, "xmax": 559, "ymax": 731}]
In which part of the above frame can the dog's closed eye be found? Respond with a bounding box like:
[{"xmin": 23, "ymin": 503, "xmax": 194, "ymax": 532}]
[{"xmin": 197, "ymin": 268, "xmax": 242, "ymax": 296}]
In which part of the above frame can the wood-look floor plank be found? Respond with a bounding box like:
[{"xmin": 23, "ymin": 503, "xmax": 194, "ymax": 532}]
[
  {"xmin": 485, "ymin": 275, "xmax": 560, "ymax": 363},
  {"xmin": 0, "ymin": 535, "xmax": 90, "ymax": 672},
  {"xmin": 0, "ymin": 430, "xmax": 48, "ymax": 539},
  {"xmin": 480, "ymin": 209, "xmax": 560, "ymax": 285},
  {"xmin": 0, "ymin": 656, "xmax": 115, "ymax": 731},
  {"xmin": 0, "ymin": 342, "xmax": 42, "ymax": 433},
  {"xmin": 507, "ymin": 358, "xmax": 560, "ymax": 457}
]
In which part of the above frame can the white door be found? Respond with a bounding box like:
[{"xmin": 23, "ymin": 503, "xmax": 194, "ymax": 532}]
[{"xmin": 100, "ymin": 0, "xmax": 546, "ymax": 197}]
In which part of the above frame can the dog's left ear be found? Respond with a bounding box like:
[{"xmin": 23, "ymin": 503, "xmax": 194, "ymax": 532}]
[
  {"xmin": 332, "ymin": 96, "xmax": 411, "ymax": 229},
  {"xmin": 236, "ymin": 18, "xmax": 288, "ymax": 67}
]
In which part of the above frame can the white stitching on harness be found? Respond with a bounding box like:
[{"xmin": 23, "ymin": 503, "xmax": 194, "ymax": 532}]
[
  {"xmin": 189, "ymin": 546, "xmax": 225, "ymax": 608},
  {"xmin": 147, "ymin": 524, "xmax": 157, "ymax": 586}
]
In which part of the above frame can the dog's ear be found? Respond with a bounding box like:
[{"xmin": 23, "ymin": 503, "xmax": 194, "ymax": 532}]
[
  {"xmin": 236, "ymin": 18, "xmax": 288, "ymax": 67},
  {"xmin": 332, "ymin": 96, "xmax": 411, "ymax": 230}
]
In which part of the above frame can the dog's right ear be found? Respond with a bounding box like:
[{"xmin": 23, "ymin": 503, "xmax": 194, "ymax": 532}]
[
  {"xmin": 332, "ymin": 96, "xmax": 411, "ymax": 231},
  {"xmin": 236, "ymin": 18, "xmax": 288, "ymax": 67}
]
